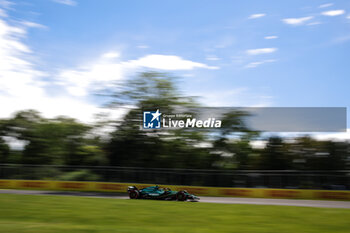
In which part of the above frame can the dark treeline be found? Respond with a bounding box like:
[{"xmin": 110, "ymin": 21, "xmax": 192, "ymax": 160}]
[{"xmin": 0, "ymin": 72, "xmax": 349, "ymax": 182}]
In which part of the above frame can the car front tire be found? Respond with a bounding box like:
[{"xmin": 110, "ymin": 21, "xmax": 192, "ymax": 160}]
[
  {"xmin": 129, "ymin": 189, "xmax": 140, "ymax": 199},
  {"xmin": 176, "ymin": 191, "xmax": 187, "ymax": 201}
]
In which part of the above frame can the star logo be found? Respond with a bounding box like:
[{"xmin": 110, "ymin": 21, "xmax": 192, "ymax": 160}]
[
  {"xmin": 143, "ymin": 109, "xmax": 162, "ymax": 129},
  {"xmin": 150, "ymin": 109, "xmax": 161, "ymax": 122}
]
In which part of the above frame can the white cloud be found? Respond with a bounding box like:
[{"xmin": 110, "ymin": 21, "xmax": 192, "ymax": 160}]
[
  {"xmin": 137, "ymin": 45, "xmax": 149, "ymax": 49},
  {"xmin": 321, "ymin": 9, "xmax": 345, "ymax": 16},
  {"xmin": 0, "ymin": 18, "xmax": 43, "ymax": 98},
  {"xmin": 264, "ymin": 36, "xmax": 278, "ymax": 40},
  {"xmin": 51, "ymin": 53, "xmax": 219, "ymax": 121},
  {"xmin": 248, "ymin": 13, "xmax": 266, "ymax": 19},
  {"xmin": 313, "ymin": 129, "xmax": 350, "ymax": 141},
  {"xmin": 20, "ymin": 21, "xmax": 47, "ymax": 29},
  {"xmin": 246, "ymin": 48, "xmax": 277, "ymax": 55},
  {"xmin": 347, "ymin": 14, "xmax": 350, "ymax": 19},
  {"xmin": 282, "ymin": 16, "xmax": 313, "ymax": 25},
  {"xmin": 0, "ymin": 6, "xmax": 219, "ymax": 123},
  {"xmin": 56, "ymin": 57, "xmax": 124, "ymax": 97},
  {"xmin": 307, "ymin": 21, "xmax": 322, "ymax": 26},
  {"xmin": 0, "ymin": 1, "xmax": 13, "ymax": 8},
  {"xmin": 0, "ymin": 8, "xmax": 116, "ymax": 123},
  {"xmin": 206, "ymin": 55, "xmax": 220, "ymax": 61},
  {"xmin": 319, "ymin": 3, "xmax": 333, "ymax": 8},
  {"xmin": 52, "ymin": 0, "xmax": 77, "ymax": 6},
  {"xmin": 245, "ymin": 59, "xmax": 277, "ymax": 68},
  {"xmin": 0, "ymin": 95, "xmax": 105, "ymax": 122},
  {"xmin": 102, "ymin": 51, "xmax": 120, "ymax": 59},
  {"xmin": 127, "ymin": 54, "xmax": 219, "ymax": 70},
  {"xmin": 56, "ymin": 54, "xmax": 218, "ymax": 98}
]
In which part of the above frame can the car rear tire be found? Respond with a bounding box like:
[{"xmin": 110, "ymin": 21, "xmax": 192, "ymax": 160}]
[
  {"xmin": 176, "ymin": 191, "xmax": 187, "ymax": 201},
  {"xmin": 129, "ymin": 189, "xmax": 140, "ymax": 199}
]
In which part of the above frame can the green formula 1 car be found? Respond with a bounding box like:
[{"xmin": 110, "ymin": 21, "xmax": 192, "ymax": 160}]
[{"xmin": 127, "ymin": 185, "xmax": 200, "ymax": 202}]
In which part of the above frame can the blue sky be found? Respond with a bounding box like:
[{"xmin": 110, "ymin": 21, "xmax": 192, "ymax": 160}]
[{"xmin": 0, "ymin": 0, "xmax": 349, "ymax": 139}]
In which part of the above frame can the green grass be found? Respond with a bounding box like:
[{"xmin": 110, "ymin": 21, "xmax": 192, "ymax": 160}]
[{"xmin": 0, "ymin": 194, "xmax": 349, "ymax": 233}]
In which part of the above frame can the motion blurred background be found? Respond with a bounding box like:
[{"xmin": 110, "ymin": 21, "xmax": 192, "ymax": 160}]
[
  {"xmin": 1, "ymin": 1, "xmax": 350, "ymax": 233},
  {"xmin": 0, "ymin": 0, "xmax": 349, "ymax": 189}
]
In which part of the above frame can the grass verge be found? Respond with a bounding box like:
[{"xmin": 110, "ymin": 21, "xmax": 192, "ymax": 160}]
[{"xmin": 0, "ymin": 193, "xmax": 349, "ymax": 233}]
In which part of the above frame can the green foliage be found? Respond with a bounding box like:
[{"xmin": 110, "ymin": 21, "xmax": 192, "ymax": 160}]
[
  {"xmin": 0, "ymin": 137, "xmax": 10, "ymax": 163},
  {"xmin": 259, "ymin": 137, "xmax": 292, "ymax": 170},
  {"xmin": 0, "ymin": 111, "xmax": 104, "ymax": 168},
  {"xmin": 0, "ymin": 72, "xmax": 348, "ymax": 175},
  {"xmin": 57, "ymin": 169, "xmax": 100, "ymax": 181},
  {"xmin": 106, "ymin": 72, "xmax": 215, "ymax": 169}
]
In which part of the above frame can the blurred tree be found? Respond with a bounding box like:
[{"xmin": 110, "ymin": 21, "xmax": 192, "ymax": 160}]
[
  {"xmin": 259, "ymin": 137, "xmax": 291, "ymax": 170},
  {"xmin": 293, "ymin": 136, "xmax": 348, "ymax": 170},
  {"xmin": 0, "ymin": 72, "xmax": 347, "ymax": 179},
  {"xmin": 212, "ymin": 110, "xmax": 259, "ymax": 169},
  {"xmin": 1, "ymin": 111, "xmax": 106, "ymax": 166},
  {"xmin": 106, "ymin": 72, "xmax": 215, "ymax": 168},
  {"xmin": 0, "ymin": 119, "xmax": 10, "ymax": 163},
  {"xmin": 0, "ymin": 137, "xmax": 10, "ymax": 163}
]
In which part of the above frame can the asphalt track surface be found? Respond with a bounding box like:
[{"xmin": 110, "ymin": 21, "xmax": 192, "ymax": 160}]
[{"xmin": 1, "ymin": 189, "xmax": 350, "ymax": 209}]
